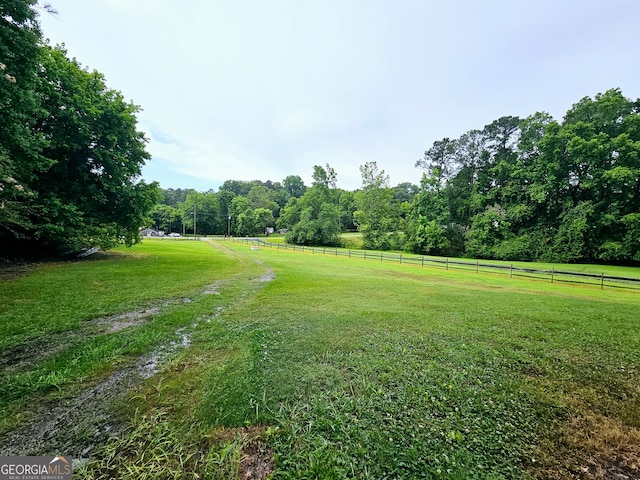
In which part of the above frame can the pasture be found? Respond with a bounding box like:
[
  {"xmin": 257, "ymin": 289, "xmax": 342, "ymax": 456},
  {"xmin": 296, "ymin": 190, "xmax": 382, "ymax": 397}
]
[{"xmin": 1, "ymin": 239, "xmax": 638, "ymax": 479}]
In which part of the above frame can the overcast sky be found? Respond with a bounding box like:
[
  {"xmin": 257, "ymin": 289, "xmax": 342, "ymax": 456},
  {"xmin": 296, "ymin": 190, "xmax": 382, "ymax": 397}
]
[{"xmin": 38, "ymin": 0, "xmax": 640, "ymax": 191}]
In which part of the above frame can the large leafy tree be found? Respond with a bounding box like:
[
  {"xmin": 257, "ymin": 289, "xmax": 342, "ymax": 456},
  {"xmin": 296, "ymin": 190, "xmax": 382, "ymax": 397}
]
[
  {"xmin": 285, "ymin": 165, "xmax": 341, "ymax": 246},
  {"xmin": 354, "ymin": 161, "xmax": 394, "ymax": 250},
  {"xmin": 151, "ymin": 204, "xmax": 181, "ymax": 234},
  {"xmin": 1, "ymin": 2, "xmax": 158, "ymax": 254},
  {"xmin": 30, "ymin": 45, "xmax": 158, "ymax": 251},
  {"xmin": 406, "ymin": 172, "xmax": 452, "ymax": 255},
  {"xmin": 0, "ymin": 0, "xmax": 48, "ymax": 240},
  {"xmin": 180, "ymin": 191, "xmax": 220, "ymax": 235},
  {"xmin": 535, "ymin": 89, "xmax": 640, "ymax": 262},
  {"xmin": 282, "ymin": 174, "xmax": 306, "ymax": 199}
]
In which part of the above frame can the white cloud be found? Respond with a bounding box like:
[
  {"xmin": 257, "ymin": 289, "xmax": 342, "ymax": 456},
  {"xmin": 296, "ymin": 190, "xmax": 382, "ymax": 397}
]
[{"xmin": 39, "ymin": 0, "xmax": 640, "ymax": 192}]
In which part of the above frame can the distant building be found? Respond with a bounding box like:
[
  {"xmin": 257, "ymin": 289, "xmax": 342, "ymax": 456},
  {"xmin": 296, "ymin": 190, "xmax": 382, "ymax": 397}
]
[{"xmin": 140, "ymin": 228, "xmax": 164, "ymax": 237}]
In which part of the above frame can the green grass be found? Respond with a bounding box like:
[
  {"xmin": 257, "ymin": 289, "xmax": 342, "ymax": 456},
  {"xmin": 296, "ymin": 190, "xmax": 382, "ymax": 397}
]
[
  {"xmin": 340, "ymin": 232, "xmax": 364, "ymax": 249},
  {"xmin": 2, "ymin": 239, "xmax": 639, "ymax": 478},
  {"xmin": 197, "ymin": 244, "xmax": 640, "ymax": 479},
  {"xmin": 0, "ymin": 240, "xmax": 243, "ymax": 348},
  {"xmin": 0, "ymin": 239, "xmax": 263, "ymax": 435},
  {"xmin": 247, "ymin": 233, "xmax": 640, "ymax": 279}
]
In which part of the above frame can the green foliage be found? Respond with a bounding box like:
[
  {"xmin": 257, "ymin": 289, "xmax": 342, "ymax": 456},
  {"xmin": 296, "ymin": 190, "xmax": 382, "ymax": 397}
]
[
  {"xmin": 406, "ymin": 173, "xmax": 453, "ymax": 255},
  {"xmin": 31, "ymin": 45, "xmax": 158, "ymax": 251},
  {"xmin": 413, "ymin": 88, "xmax": 640, "ymax": 264},
  {"xmin": 311, "ymin": 163, "xmax": 337, "ymax": 189},
  {"xmin": 236, "ymin": 208, "xmax": 274, "ymax": 236},
  {"xmin": 247, "ymin": 185, "xmax": 279, "ymax": 214},
  {"xmin": 464, "ymin": 205, "xmax": 512, "ymax": 259},
  {"xmin": 180, "ymin": 191, "xmax": 220, "ymax": 235},
  {"xmin": 282, "ymin": 174, "xmax": 306, "ymax": 198},
  {"xmin": 1, "ymin": 5, "xmax": 158, "ymax": 254},
  {"xmin": 0, "ymin": 0, "xmax": 48, "ymax": 238},
  {"xmin": 151, "ymin": 204, "xmax": 181, "ymax": 233},
  {"xmin": 285, "ymin": 203, "xmax": 341, "ymax": 246},
  {"xmin": 284, "ymin": 166, "xmax": 341, "ymax": 246},
  {"xmin": 227, "ymin": 195, "xmax": 274, "ymax": 236},
  {"xmin": 354, "ymin": 162, "xmax": 395, "ymax": 250},
  {"xmin": 621, "ymin": 213, "xmax": 640, "ymax": 261}
]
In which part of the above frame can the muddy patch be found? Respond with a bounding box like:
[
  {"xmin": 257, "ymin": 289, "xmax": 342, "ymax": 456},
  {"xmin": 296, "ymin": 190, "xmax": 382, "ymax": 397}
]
[
  {"xmin": 0, "ymin": 260, "xmax": 38, "ymax": 282},
  {"xmin": 0, "ymin": 297, "xmax": 197, "ymax": 375},
  {"xmin": 212, "ymin": 426, "xmax": 275, "ymax": 480},
  {"xmin": 0, "ymin": 365, "xmax": 134, "ymax": 458},
  {"xmin": 239, "ymin": 440, "xmax": 275, "ymax": 480},
  {"xmin": 94, "ymin": 307, "xmax": 161, "ymax": 333},
  {"xmin": 258, "ymin": 269, "xmax": 275, "ymax": 283},
  {"xmin": 0, "ymin": 334, "xmax": 70, "ymax": 375},
  {"xmin": 203, "ymin": 281, "xmax": 222, "ymax": 295},
  {"xmin": 0, "ymin": 266, "xmax": 272, "ymax": 463},
  {"xmin": 139, "ymin": 327, "xmax": 192, "ymax": 379},
  {"xmin": 0, "ymin": 325, "xmax": 195, "ymax": 459}
]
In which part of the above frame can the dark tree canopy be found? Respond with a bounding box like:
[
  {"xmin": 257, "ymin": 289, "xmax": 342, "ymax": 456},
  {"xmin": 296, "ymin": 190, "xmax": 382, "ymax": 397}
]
[
  {"xmin": 0, "ymin": 0, "xmax": 47, "ymax": 238},
  {"xmin": 408, "ymin": 88, "xmax": 640, "ymax": 264},
  {"xmin": 1, "ymin": 2, "xmax": 158, "ymax": 255}
]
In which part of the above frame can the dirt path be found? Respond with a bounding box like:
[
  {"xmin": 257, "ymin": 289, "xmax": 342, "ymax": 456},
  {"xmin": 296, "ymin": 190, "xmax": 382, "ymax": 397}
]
[{"xmin": 0, "ymin": 260, "xmax": 275, "ymax": 467}]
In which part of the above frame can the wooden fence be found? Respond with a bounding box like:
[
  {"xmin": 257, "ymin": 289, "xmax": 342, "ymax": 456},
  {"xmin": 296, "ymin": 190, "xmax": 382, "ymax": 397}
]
[{"xmin": 229, "ymin": 237, "xmax": 640, "ymax": 291}]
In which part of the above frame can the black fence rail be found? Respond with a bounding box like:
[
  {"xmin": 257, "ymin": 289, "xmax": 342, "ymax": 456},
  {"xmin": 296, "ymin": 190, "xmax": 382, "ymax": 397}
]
[{"xmin": 229, "ymin": 237, "xmax": 640, "ymax": 291}]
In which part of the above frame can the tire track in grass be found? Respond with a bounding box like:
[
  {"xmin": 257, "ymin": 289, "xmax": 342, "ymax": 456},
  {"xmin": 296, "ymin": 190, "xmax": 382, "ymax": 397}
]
[{"xmin": 0, "ymin": 259, "xmax": 275, "ymax": 464}]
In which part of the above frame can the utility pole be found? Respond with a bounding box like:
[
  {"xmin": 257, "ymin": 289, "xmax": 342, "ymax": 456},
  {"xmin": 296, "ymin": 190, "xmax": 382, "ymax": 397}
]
[
  {"xmin": 227, "ymin": 215, "xmax": 231, "ymax": 238},
  {"xmin": 193, "ymin": 204, "xmax": 197, "ymax": 239}
]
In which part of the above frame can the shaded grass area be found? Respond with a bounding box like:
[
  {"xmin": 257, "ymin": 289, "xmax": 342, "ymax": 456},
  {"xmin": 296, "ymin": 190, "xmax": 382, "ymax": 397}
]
[
  {"xmin": 0, "ymin": 240, "xmax": 240, "ymax": 349},
  {"xmin": 3, "ymin": 240, "xmax": 639, "ymax": 478}
]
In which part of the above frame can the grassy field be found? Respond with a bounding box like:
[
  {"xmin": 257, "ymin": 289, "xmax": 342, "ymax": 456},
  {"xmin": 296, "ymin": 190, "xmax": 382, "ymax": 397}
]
[
  {"xmin": 1, "ymin": 239, "xmax": 639, "ymax": 479},
  {"xmin": 250, "ymin": 233, "xmax": 640, "ymax": 280}
]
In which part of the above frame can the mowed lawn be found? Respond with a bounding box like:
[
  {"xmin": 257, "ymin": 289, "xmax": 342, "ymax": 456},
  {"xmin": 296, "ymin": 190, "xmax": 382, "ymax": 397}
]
[{"xmin": 2, "ymin": 239, "xmax": 639, "ymax": 479}]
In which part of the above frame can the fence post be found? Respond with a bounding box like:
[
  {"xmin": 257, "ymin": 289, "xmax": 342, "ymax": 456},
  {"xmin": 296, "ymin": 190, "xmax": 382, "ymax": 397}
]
[
  {"xmin": 349, "ymin": 249, "xmax": 351, "ymax": 258},
  {"xmin": 476, "ymin": 260, "xmax": 479, "ymax": 274},
  {"xmin": 510, "ymin": 264, "xmax": 513, "ymax": 278},
  {"xmin": 380, "ymin": 252, "xmax": 383, "ymax": 262},
  {"xmin": 551, "ymin": 268, "xmax": 554, "ymax": 283},
  {"xmin": 601, "ymin": 273, "xmax": 604, "ymax": 290},
  {"xmin": 400, "ymin": 254, "xmax": 403, "ymax": 264},
  {"xmin": 446, "ymin": 258, "xmax": 449, "ymax": 270},
  {"xmin": 421, "ymin": 256, "xmax": 424, "ymax": 267}
]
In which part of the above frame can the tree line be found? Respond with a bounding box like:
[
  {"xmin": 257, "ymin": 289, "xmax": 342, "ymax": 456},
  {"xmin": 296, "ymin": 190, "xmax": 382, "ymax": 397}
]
[
  {"xmin": 151, "ymin": 166, "xmax": 417, "ymax": 248},
  {"xmin": 3, "ymin": 3, "xmax": 638, "ymax": 264},
  {"xmin": 1, "ymin": 0, "xmax": 157, "ymax": 255},
  {"xmin": 154, "ymin": 88, "xmax": 640, "ymax": 265},
  {"xmin": 411, "ymin": 88, "xmax": 640, "ymax": 264}
]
